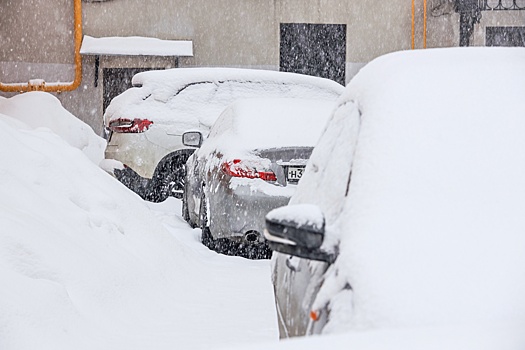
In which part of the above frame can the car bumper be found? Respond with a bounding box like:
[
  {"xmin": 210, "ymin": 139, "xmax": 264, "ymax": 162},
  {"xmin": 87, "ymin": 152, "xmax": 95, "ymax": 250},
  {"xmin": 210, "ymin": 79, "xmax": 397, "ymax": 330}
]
[
  {"xmin": 208, "ymin": 179, "xmax": 296, "ymax": 243},
  {"xmin": 105, "ymin": 131, "xmax": 182, "ymax": 179}
]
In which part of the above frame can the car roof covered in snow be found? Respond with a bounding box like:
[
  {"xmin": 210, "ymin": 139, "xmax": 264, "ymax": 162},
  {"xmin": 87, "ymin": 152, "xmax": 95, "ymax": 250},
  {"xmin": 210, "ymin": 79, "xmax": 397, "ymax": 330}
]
[
  {"xmin": 104, "ymin": 68, "xmax": 344, "ymax": 135},
  {"xmin": 130, "ymin": 67, "xmax": 343, "ymax": 92},
  {"xmin": 200, "ymin": 98, "xmax": 335, "ymax": 156}
]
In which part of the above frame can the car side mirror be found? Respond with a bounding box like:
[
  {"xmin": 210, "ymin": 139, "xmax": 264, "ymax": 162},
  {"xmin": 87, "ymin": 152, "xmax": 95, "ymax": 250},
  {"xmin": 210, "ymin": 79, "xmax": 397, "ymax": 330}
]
[
  {"xmin": 264, "ymin": 204, "xmax": 336, "ymax": 263},
  {"xmin": 182, "ymin": 131, "xmax": 203, "ymax": 148}
]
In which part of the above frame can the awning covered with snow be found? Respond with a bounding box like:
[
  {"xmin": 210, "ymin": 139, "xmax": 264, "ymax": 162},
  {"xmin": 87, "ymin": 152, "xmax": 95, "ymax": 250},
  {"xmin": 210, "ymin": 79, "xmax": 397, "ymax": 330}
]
[{"xmin": 80, "ymin": 35, "xmax": 193, "ymax": 57}]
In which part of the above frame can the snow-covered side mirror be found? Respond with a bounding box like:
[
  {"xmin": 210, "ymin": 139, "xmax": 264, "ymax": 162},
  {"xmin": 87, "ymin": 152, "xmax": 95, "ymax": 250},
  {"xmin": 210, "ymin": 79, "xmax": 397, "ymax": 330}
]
[
  {"xmin": 182, "ymin": 131, "xmax": 203, "ymax": 148},
  {"xmin": 264, "ymin": 204, "xmax": 336, "ymax": 263}
]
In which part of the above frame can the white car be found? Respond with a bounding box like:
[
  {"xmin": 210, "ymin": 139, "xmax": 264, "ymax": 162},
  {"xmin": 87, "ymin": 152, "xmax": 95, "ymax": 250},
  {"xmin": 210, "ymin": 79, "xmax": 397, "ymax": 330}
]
[
  {"xmin": 264, "ymin": 47, "xmax": 525, "ymax": 338},
  {"xmin": 103, "ymin": 68, "xmax": 344, "ymax": 201}
]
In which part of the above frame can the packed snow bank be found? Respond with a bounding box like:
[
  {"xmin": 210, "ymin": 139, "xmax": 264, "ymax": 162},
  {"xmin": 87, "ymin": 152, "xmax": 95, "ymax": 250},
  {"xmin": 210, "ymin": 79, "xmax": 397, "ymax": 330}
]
[
  {"xmin": 0, "ymin": 92, "xmax": 105, "ymax": 164},
  {"xmin": 0, "ymin": 113, "xmax": 190, "ymax": 349},
  {"xmin": 230, "ymin": 322, "xmax": 525, "ymax": 350},
  {"xmin": 0, "ymin": 103, "xmax": 277, "ymax": 349}
]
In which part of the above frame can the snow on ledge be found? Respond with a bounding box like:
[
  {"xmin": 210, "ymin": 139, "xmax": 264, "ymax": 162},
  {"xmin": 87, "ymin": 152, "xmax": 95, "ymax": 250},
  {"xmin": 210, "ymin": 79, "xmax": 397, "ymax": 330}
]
[{"xmin": 80, "ymin": 35, "xmax": 193, "ymax": 57}]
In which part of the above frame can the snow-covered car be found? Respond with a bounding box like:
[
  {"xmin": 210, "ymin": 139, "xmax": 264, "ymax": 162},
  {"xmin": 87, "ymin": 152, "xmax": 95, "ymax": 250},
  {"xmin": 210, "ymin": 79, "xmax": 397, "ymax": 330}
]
[
  {"xmin": 104, "ymin": 68, "xmax": 344, "ymax": 202},
  {"xmin": 182, "ymin": 98, "xmax": 335, "ymax": 259},
  {"xmin": 264, "ymin": 47, "xmax": 525, "ymax": 337}
]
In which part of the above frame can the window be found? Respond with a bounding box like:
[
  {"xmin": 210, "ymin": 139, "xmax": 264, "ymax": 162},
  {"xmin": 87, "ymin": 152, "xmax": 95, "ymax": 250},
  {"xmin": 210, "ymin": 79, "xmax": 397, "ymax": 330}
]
[
  {"xmin": 486, "ymin": 26, "xmax": 525, "ymax": 47},
  {"xmin": 102, "ymin": 68, "xmax": 157, "ymax": 113},
  {"xmin": 280, "ymin": 23, "xmax": 346, "ymax": 85}
]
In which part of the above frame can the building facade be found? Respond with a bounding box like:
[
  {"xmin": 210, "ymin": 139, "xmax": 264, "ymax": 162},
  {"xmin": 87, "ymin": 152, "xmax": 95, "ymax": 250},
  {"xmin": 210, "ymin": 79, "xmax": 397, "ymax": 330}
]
[{"xmin": 1, "ymin": 0, "xmax": 523, "ymax": 135}]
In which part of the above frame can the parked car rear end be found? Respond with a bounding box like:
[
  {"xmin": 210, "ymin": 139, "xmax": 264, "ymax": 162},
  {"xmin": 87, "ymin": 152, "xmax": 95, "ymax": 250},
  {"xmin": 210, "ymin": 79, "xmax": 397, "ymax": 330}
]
[
  {"xmin": 104, "ymin": 68, "xmax": 344, "ymax": 202},
  {"xmin": 183, "ymin": 97, "xmax": 335, "ymax": 258}
]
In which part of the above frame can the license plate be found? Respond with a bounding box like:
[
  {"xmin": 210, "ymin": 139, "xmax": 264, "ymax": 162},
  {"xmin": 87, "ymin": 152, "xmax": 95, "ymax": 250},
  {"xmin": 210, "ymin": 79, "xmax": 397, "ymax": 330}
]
[{"xmin": 287, "ymin": 166, "xmax": 304, "ymax": 181}]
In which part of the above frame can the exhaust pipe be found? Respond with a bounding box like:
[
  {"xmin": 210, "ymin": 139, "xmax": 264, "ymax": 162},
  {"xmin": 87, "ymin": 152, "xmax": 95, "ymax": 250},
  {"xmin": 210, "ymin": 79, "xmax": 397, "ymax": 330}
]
[{"xmin": 244, "ymin": 231, "xmax": 260, "ymax": 243}]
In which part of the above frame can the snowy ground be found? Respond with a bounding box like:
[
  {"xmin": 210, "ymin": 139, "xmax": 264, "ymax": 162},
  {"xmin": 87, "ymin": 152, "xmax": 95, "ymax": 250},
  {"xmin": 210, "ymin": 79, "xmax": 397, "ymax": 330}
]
[
  {"xmin": 145, "ymin": 198, "xmax": 279, "ymax": 349},
  {"xmin": 2, "ymin": 80, "xmax": 525, "ymax": 350},
  {"xmin": 0, "ymin": 92, "xmax": 278, "ymax": 350}
]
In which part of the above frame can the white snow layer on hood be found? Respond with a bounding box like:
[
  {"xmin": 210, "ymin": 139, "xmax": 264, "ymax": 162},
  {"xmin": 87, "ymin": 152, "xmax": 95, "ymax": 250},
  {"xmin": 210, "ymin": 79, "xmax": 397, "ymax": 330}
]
[
  {"xmin": 298, "ymin": 47, "xmax": 525, "ymax": 333},
  {"xmin": 104, "ymin": 68, "xmax": 344, "ymax": 135},
  {"xmin": 0, "ymin": 92, "xmax": 105, "ymax": 165}
]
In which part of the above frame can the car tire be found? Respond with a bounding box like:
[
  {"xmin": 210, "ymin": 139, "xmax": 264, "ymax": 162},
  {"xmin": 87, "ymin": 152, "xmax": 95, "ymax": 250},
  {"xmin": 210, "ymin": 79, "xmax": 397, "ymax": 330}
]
[
  {"xmin": 199, "ymin": 190, "xmax": 216, "ymax": 250},
  {"xmin": 159, "ymin": 158, "xmax": 185, "ymax": 200},
  {"xmin": 147, "ymin": 155, "xmax": 188, "ymax": 202},
  {"xmin": 182, "ymin": 178, "xmax": 197, "ymax": 228}
]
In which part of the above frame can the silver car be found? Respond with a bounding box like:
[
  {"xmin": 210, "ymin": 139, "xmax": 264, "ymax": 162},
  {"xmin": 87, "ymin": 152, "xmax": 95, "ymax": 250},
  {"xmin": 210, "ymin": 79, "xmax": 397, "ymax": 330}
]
[
  {"xmin": 183, "ymin": 98, "xmax": 334, "ymax": 259},
  {"xmin": 265, "ymin": 47, "xmax": 525, "ymax": 338},
  {"xmin": 104, "ymin": 68, "xmax": 344, "ymax": 202}
]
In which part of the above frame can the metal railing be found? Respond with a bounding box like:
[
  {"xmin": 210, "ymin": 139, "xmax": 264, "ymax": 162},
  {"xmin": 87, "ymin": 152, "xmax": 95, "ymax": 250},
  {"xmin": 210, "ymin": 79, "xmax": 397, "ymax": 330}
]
[{"xmin": 480, "ymin": 0, "xmax": 525, "ymax": 10}]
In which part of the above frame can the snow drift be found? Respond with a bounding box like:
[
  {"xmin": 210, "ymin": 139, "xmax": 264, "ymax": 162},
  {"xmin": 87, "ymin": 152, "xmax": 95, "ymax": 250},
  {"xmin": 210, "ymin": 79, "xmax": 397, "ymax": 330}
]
[
  {"xmin": 0, "ymin": 93, "xmax": 277, "ymax": 350},
  {"xmin": 0, "ymin": 92, "xmax": 105, "ymax": 164}
]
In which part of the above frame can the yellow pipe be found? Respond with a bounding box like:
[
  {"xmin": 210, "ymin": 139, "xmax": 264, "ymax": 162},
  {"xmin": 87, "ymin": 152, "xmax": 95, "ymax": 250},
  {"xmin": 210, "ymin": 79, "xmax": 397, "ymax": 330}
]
[
  {"xmin": 411, "ymin": 0, "xmax": 415, "ymax": 49},
  {"xmin": 411, "ymin": 0, "xmax": 428, "ymax": 49},
  {"xmin": 0, "ymin": 0, "xmax": 82, "ymax": 93},
  {"xmin": 423, "ymin": 0, "xmax": 427, "ymax": 48}
]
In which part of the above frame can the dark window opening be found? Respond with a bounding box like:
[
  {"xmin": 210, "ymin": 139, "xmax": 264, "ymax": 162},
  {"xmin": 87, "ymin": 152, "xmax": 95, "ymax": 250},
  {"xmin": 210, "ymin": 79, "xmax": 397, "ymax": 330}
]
[
  {"xmin": 486, "ymin": 26, "xmax": 525, "ymax": 47},
  {"xmin": 103, "ymin": 68, "xmax": 158, "ymax": 113},
  {"xmin": 280, "ymin": 23, "xmax": 346, "ymax": 85}
]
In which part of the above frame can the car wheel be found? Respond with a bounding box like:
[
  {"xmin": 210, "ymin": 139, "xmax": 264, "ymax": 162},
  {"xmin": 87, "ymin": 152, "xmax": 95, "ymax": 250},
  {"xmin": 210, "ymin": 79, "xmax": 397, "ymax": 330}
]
[
  {"xmin": 159, "ymin": 158, "xmax": 185, "ymax": 199},
  {"xmin": 199, "ymin": 191, "xmax": 216, "ymax": 250},
  {"xmin": 182, "ymin": 181, "xmax": 197, "ymax": 228},
  {"xmin": 148, "ymin": 156, "xmax": 186, "ymax": 202}
]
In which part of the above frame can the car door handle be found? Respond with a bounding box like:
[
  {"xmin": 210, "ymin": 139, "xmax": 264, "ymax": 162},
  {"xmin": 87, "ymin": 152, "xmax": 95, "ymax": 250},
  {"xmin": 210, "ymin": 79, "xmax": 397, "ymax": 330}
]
[{"xmin": 285, "ymin": 257, "xmax": 301, "ymax": 272}]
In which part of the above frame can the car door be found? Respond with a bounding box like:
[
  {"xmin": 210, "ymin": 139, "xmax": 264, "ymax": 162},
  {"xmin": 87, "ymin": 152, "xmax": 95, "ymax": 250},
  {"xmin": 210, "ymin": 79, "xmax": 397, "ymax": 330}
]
[{"xmin": 271, "ymin": 100, "xmax": 361, "ymax": 337}]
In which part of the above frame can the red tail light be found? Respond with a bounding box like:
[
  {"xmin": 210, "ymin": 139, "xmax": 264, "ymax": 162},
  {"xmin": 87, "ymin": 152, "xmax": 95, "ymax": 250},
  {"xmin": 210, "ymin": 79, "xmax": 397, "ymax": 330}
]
[
  {"xmin": 221, "ymin": 159, "xmax": 277, "ymax": 182},
  {"xmin": 108, "ymin": 118, "xmax": 153, "ymax": 133}
]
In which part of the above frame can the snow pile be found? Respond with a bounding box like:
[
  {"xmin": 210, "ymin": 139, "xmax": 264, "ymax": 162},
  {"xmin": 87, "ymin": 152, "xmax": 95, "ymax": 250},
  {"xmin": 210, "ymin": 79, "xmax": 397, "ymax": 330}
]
[
  {"xmin": 230, "ymin": 323, "xmax": 525, "ymax": 350},
  {"xmin": 0, "ymin": 113, "xmax": 185, "ymax": 349},
  {"xmin": 0, "ymin": 97, "xmax": 277, "ymax": 349},
  {"xmin": 105, "ymin": 68, "xmax": 344, "ymax": 135},
  {"xmin": 0, "ymin": 92, "xmax": 105, "ymax": 165}
]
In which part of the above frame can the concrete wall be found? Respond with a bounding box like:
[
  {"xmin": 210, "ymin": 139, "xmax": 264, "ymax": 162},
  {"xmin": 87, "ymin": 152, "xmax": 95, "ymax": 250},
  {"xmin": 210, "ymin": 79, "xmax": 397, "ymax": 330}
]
[
  {"xmin": 80, "ymin": 0, "xmax": 414, "ymax": 67},
  {"xmin": 0, "ymin": 0, "xmax": 74, "ymax": 65},
  {"xmin": 1, "ymin": 0, "xmax": 524, "ymax": 135}
]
